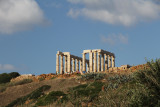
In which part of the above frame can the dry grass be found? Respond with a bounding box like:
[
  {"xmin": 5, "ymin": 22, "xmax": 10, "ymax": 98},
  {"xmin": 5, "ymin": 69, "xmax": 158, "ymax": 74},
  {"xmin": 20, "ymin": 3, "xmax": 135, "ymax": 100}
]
[{"xmin": 0, "ymin": 78, "xmax": 80, "ymax": 106}]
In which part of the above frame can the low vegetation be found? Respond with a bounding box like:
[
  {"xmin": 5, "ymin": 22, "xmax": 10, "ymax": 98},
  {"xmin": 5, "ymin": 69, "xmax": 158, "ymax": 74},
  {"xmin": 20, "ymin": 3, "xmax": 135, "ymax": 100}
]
[
  {"xmin": 80, "ymin": 72, "xmax": 106, "ymax": 81},
  {"xmin": 35, "ymin": 91, "xmax": 68, "ymax": 106},
  {"xmin": 0, "ymin": 72, "xmax": 20, "ymax": 84},
  {"xmin": 129, "ymin": 59, "xmax": 160, "ymax": 107},
  {"xmin": 6, "ymin": 85, "xmax": 51, "ymax": 107},
  {"xmin": 0, "ymin": 79, "xmax": 33, "ymax": 93},
  {"xmin": 68, "ymin": 81, "xmax": 104, "ymax": 106}
]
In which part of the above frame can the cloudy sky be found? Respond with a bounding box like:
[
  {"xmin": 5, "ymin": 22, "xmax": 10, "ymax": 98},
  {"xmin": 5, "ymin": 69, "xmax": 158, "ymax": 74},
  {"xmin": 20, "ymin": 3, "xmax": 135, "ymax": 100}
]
[{"xmin": 0, "ymin": 0, "xmax": 160, "ymax": 75}]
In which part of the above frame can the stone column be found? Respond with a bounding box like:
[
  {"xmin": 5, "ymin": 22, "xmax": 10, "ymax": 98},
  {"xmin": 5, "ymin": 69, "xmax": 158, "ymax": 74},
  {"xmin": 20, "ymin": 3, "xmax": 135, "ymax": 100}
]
[
  {"xmin": 82, "ymin": 53, "xmax": 86, "ymax": 71},
  {"xmin": 94, "ymin": 51, "xmax": 97, "ymax": 72},
  {"xmin": 108, "ymin": 55, "xmax": 111, "ymax": 68},
  {"xmin": 112, "ymin": 56, "xmax": 115, "ymax": 67},
  {"xmin": 56, "ymin": 54, "xmax": 59, "ymax": 74},
  {"xmin": 87, "ymin": 62, "xmax": 89, "ymax": 72},
  {"xmin": 60, "ymin": 55, "xmax": 64, "ymax": 74},
  {"xmin": 67, "ymin": 55, "xmax": 71, "ymax": 73},
  {"xmin": 76, "ymin": 59, "xmax": 79, "ymax": 71},
  {"xmin": 72, "ymin": 58, "xmax": 75, "ymax": 72},
  {"xmin": 64, "ymin": 56, "xmax": 67, "ymax": 74},
  {"xmin": 89, "ymin": 52, "xmax": 93, "ymax": 72},
  {"xmin": 80, "ymin": 60, "xmax": 82, "ymax": 72},
  {"xmin": 104, "ymin": 54, "xmax": 108, "ymax": 71},
  {"xmin": 98, "ymin": 52, "xmax": 101, "ymax": 72},
  {"xmin": 101, "ymin": 54, "xmax": 104, "ymax": 71}
]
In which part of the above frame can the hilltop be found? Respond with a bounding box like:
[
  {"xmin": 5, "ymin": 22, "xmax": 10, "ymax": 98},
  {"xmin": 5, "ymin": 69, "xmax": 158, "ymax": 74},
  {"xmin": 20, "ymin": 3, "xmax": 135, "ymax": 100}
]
[{"xmin": 0, "ymin": 61, "xmax": 159, "ymax": 107}]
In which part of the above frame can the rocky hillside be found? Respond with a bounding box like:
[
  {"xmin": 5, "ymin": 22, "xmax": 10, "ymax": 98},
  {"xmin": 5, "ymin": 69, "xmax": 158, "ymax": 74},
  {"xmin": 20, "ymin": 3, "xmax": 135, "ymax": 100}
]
[{"xmin": 0, "ymin": 61, "xmax": 159, "ymax": 107}]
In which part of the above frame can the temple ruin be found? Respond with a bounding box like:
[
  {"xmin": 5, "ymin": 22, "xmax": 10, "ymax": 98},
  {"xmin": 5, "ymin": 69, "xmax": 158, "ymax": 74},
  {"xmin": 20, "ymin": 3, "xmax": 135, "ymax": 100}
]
[{"xmin": 56, "ymin": 49, "xmax": 115, "ymax": 74}]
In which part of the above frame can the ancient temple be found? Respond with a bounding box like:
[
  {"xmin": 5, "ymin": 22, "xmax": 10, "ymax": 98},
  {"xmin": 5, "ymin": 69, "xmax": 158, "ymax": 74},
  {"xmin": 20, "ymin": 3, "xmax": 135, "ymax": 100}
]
[{"xmin": 56, "ymin": 49, "xmax": 115, "ymax": 74}]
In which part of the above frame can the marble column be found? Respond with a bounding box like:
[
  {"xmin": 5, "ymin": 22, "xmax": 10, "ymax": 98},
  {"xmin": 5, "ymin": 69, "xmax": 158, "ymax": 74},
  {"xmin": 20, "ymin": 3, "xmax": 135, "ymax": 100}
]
[
  {"xmin": 98, "ymin": 52, "xmax": 101, "ymax": 72},
  {"xmin": 76, "ymin": 59, "xmax": 79, "ymax": 71},
  {"xmin": 104, "ymin": 54, "xmax": 108, "ymax": 71},
  {"xmin": 65, "ymin": 56, "xmax": 67, "ymax": 74},
  {"xmin": 67, "ymin": 55, "xmax": 71, "ymax": 73},
  {"xmin": 89, "ymin": 52, "xmax": 93, "ymax": 72},
  {"xmin": 101, "ymin": 54, "xmax": 104, "ymax": 71},
  {"xmin": 82, "ymin": 53, "xmax": 86, "ymax": 71},
  {"xmin": 72, "ymin": 58, "xmax": 75, "ymax": 72},
  {"xmin": 94, "ymin": 51, "xmax": 97, "ymax": 72},
  {"xmin": 56, "ymin": 54, "xmax": 59, "ymax": 74},
  {"xmin": 87, "ymin": 62, "xmax": 89, "ymax": 72},
  {"xmin": 80, "ymin": 60, "xmax": 82, "ymax": 72},
  {"xmin": 60, "ymin": 55, "xmax": 64, "ymax": 74},
  {"xmin": 112, "ymin": 56, "xmax": 115, "ymax": 67},
  {"xmin": 108, "ymin": 55, "xmax": 111, "ymax": 68}
]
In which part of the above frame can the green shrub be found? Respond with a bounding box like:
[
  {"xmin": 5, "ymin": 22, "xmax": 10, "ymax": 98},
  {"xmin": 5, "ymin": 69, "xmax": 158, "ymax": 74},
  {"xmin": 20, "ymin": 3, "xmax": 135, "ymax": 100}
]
[
  {"xmin": 29, "ymin": 85, "xmax": 51, "ymax": 100},
  {"xmin": 36, "ymin": 91, "xmax": 68, "ymax": 106},
  {"xmin": 105, "ymin": 74, "xmax": 134, "ymax": 91},
  {"xmin": 129, "ymin": 59, "xmax": 160, "ymax": 106},
  {"xmin": 6, "ymin": 85, "xmax": 51, "ymax": 107},
  {"xmin": 0, "ymin": 72, "xmax": 20, "ymax": 84},
  {"xmin": 68, "ymin": 81, "xmax": 104, "ymax": 106},
  {"xmin": 81, "ymin": 73, "xmax": 106, "ymax": 81},
  {"xmin": 9, "ymin": 72, "xmax": 20, "ymax": 79},
  {"xmin": 0, "ymin": 73, "xmax": 11, "ymax": 84},
  {"xmin": 129, "ymin": 84, "xmax": 156, "ymax": 107}
]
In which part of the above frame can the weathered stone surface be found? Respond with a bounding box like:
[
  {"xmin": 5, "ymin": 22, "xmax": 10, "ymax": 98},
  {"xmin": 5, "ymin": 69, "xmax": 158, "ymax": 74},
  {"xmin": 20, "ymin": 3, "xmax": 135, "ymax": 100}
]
[{"xmin": 10, "ymin": 74, "xmax": 35, "ymax": 82}]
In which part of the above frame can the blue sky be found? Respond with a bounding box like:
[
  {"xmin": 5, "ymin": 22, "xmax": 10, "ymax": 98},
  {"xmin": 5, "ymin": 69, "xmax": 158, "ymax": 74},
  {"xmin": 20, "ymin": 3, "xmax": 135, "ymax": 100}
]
[{"xmin": 0, "ymin": 0, "xmax": 160, "ymax": 75}]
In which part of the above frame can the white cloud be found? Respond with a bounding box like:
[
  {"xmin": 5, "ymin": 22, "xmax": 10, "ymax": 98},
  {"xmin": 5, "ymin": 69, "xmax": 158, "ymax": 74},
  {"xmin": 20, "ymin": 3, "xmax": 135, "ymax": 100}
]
[
  {"xmin": 0, "ymin": 64, "xmax": 18, "ymax": 71},
  {"xmin": 0, "ymin": 0, "xmax": 47, "ymax": 34},
  {"xmin": 67, "ymin": 0, "xmax": 160, "ymax": 26},
  {"xmin": 101, "ymin": 34, "xmax": 128, "ymax": 45},
  {"xmin": 68, "ymin": 9, "xmax": 81, "ymax": 18}
]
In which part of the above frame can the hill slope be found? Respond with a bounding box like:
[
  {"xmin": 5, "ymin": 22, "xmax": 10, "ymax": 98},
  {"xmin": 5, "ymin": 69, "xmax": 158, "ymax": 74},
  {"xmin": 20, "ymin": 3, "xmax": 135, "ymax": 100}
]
[{"xmin": 0, "ymin": 78, "xmax": 80, "ymax": 106}]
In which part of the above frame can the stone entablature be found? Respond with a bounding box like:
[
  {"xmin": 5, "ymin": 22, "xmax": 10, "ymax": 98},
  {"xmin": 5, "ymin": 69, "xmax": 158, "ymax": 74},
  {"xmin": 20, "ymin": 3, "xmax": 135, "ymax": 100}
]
[{"xmin": 56, "ymin": 49, "xmax": 115, "ymax": 74}]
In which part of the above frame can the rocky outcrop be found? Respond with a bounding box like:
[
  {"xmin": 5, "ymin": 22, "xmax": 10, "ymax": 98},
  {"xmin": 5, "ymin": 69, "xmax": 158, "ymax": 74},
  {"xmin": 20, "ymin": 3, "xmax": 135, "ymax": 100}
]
[{"xmin": 10, "ymin": 74, "xmax": 35, "ymax": 82}]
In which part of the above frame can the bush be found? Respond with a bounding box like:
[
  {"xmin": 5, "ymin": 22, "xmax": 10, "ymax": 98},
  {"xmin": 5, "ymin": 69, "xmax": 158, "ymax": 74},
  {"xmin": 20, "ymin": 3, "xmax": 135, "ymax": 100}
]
[
  {"xmin": 9, "ymin": 72, "xmax": 20, "ymax": 79},
  {"xmin": 129, "ymin": 59, "xmax": 160, "ymax": 106},
  {"xmin": 0, "ymin": 73, "xmax": 11, "ymax": 84},
  {"xmin": 36, "ymin": 91, "xmax": 68, "ymax": 106},
  {"xmin": 105, "ymin": 74, "xmax": 134, "ymax": 91},
  {"xmin": 6, "ymin": 85, "xmax": 51, "ymax": 107},
  {"xmin": 81, "ymin": 73, "xmax": 106, "ymax": 81},
  {"xmin": 0, "ymin": 72, "xmax": 20, "ymax": 84},
  {"xmin": 129, "ymin": 84, "xmax": 156, "ymax": 107},
  {"xmin": 68, "ymin": 81, "xmax": 104, "ymax": 106}
]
